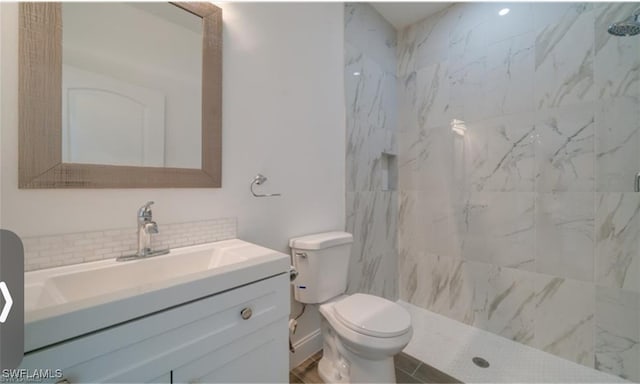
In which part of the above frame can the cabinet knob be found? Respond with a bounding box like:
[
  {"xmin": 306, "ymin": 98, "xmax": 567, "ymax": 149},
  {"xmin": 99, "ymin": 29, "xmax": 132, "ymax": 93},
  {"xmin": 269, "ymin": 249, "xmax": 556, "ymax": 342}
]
[{"xmin": 240, "ymin": 307, "xmax": 252, "ymax": 320}]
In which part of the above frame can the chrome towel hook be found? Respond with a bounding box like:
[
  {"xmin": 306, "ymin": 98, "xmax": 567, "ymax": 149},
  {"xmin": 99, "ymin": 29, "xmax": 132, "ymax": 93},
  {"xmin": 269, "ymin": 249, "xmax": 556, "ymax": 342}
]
[{"xmin": 250, "ymin": 174, "xmax": 281, "ymax": 197}]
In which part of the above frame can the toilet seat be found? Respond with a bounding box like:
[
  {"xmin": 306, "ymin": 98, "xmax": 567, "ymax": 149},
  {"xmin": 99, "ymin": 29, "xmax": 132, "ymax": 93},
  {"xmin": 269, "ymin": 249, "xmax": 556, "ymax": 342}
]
[{"xmin": 332, "ymin": 293, "xmax": 411, "ymax": 338}]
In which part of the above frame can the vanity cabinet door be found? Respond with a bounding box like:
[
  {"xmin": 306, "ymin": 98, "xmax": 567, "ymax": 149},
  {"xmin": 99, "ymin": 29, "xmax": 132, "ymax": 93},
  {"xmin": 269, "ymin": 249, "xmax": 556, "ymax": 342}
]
[
  {"xmin": 172, "ymin": 319, "xmax": 289, "ymax": 383},
  {"xmin": 18, "ymin": 274, "xmax": 289, "ymax": 383}
]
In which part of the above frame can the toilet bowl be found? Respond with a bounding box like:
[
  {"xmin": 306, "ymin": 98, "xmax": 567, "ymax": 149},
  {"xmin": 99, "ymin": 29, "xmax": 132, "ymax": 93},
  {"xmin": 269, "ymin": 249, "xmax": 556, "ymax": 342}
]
[
  {"xmin": 317, "ymin": 294, "xmax": 412, "ymax": 383},
  {"xmin": 289, "ymin": 232, "xmax": 413, "ymax": 383}
]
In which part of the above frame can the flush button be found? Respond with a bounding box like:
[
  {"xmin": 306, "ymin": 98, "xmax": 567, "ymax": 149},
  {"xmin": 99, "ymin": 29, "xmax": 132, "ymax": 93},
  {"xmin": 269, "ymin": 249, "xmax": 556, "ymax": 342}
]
[{"xmin": 240, "ymin": 307, "xmax": 252, "ymax": 320}]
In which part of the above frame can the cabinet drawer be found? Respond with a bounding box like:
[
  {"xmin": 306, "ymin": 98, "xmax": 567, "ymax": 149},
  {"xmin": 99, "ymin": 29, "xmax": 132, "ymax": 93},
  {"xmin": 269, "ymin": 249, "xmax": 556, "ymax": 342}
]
[{"xmin": 20, "ymin": 273, "xmax": 289, "ymax": 383}]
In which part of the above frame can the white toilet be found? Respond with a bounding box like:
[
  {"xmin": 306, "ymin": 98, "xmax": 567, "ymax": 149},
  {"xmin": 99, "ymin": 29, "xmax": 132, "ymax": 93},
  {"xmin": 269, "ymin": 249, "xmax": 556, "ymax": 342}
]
[{"xmin": 289, "ymin": 232, "xmax": 413, "ymax": 383}]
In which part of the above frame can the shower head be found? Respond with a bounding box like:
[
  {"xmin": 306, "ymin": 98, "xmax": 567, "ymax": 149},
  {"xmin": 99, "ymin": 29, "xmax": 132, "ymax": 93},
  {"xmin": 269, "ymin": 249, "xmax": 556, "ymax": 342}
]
[{"xmin": 608, "ymin": 12, "xmax": 640, "ymax": 36}]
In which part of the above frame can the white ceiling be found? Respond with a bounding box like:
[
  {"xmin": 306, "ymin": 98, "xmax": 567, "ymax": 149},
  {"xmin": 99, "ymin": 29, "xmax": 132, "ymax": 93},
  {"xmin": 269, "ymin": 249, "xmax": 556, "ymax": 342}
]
[{"xmin": 370, "ymin": 2, "xmax": 452, "ymax": 29}]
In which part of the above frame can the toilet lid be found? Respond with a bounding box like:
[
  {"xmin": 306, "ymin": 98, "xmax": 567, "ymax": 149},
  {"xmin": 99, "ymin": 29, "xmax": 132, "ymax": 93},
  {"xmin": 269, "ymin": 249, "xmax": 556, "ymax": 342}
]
[{"xmin": 333, "ymin": 294, "xmax": 411, "ymax": 338}]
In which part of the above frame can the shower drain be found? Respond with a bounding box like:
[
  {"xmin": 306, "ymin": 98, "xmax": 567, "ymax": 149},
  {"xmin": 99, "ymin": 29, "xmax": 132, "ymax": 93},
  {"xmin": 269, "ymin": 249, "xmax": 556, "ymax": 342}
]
[{"xmin": 472, "ymin": 357, "xmax": 490, "ymax": 368}]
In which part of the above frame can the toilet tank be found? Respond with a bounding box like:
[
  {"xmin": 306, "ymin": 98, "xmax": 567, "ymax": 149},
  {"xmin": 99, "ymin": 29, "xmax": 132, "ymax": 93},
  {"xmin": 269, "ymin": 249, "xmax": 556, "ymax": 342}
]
[{"xmin": 289, "ymin": 232, "xmax": 353, "ymax": 304}]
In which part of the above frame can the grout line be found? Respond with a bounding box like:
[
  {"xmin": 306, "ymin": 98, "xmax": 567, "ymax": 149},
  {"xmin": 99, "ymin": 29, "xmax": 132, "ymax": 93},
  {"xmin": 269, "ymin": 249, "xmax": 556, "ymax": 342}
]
[
  {"xmin": 290, "ymin": 370, "xmax": 305, "ymax": 384},
  {"xmin": 397, "ymin": 367, "xmax": 426, "ymax": 384},
  {"xmin": 291, "ymin": 351, "xmax": 456, "ymax": 384},
  {"xmin": 395, "ymin": 362, "xmax": 420, "ymax": 378},
  {"xmin": 409, "ymin": 362, "xmax": 422, "ymax": 376}
]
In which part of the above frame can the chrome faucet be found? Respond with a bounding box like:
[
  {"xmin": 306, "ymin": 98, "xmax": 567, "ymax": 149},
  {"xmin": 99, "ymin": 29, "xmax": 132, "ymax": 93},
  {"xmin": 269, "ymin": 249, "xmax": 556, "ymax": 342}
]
[
  {"xmin": 117, "ymin": 201, "xmax": 169, "ymax": 261},
  {"xmin": 137, "ymin": 201, "xmax": 158, "ymax": 256}
]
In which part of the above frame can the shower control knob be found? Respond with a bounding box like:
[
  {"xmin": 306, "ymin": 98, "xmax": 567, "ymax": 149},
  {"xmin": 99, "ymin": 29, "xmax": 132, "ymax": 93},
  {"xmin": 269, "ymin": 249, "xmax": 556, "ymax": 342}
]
[{"xmin": 240, "ymin": 307, "xmax": 252, "ymax": 320}]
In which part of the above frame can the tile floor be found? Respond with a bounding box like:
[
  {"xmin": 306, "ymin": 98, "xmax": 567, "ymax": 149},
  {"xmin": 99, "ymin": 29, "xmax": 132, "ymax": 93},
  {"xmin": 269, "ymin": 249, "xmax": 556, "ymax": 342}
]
[{"xmin": 290, "ymin": 350, "xmax": 461, "ymax": 383}]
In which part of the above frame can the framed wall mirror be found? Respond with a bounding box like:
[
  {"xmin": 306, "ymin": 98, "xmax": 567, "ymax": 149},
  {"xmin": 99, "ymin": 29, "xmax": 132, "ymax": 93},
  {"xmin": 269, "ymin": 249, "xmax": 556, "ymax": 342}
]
[{"xmin": 19, "ymin": 2, "xmax": 222, "ymax": 188}]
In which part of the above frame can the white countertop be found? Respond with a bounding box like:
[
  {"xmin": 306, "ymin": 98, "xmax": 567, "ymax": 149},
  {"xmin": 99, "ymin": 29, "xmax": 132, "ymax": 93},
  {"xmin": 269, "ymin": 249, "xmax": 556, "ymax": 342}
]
[{"xmin": 24, "ymin": 239, "xmax": 289, "ymax": 352}]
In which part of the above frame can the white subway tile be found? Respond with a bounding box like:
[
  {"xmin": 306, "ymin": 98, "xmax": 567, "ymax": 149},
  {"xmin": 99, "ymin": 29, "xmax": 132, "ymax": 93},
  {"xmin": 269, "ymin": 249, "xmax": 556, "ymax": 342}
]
[{"xmin": 25, "ymin": 217, "xmax": 237, "ymax": 271}]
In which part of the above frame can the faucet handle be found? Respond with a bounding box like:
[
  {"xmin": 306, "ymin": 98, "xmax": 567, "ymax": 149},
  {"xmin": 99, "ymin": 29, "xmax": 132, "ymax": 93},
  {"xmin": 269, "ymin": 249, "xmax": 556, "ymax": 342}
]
[
  {"xmin": 144, "ymin": 221, "xmax": 159, "ymax": 234},
  {"xmin": 138, "ymin": 201, "xmax": 154, "ymax": 219}
]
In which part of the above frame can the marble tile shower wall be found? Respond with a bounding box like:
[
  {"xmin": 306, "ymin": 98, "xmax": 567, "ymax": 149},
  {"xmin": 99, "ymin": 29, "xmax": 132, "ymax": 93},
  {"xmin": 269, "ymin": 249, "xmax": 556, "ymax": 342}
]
[
  {"xmin": 344, "ymin": 3, "xmax": 398, "ymax": 300},
  {"xmin": 396, "ymin": 2, "xmax": 639, "ymax": 381}
]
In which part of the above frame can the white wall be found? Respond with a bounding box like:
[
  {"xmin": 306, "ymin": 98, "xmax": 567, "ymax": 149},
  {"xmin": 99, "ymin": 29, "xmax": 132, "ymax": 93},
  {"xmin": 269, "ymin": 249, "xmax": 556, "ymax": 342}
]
[{"xmin": 1, "ymin": 1, "xmax": 344, "ymax": 349}]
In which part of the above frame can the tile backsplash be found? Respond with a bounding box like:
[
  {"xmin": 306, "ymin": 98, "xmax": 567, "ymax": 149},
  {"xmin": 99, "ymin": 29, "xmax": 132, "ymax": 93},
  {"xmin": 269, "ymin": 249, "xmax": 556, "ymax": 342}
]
[{"xmin": 23, "ymin": 217, "xmax": 237, "ymax": 271}]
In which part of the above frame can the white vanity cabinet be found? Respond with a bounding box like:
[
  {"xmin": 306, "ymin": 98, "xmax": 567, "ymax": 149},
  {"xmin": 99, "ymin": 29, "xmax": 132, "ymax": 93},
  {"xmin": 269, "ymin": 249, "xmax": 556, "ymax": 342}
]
[{"xmin": 19, "ymin": 273, "xmax": 289, "ymax": 383}]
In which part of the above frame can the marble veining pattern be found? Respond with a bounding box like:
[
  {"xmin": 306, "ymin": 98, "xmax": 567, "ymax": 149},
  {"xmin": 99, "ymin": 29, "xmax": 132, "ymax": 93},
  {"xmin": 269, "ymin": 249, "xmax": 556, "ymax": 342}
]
[
  {"xmin": 594, "ymin": 286, "xmax": 640, "ymax": 382},
  {"xmin": 398, "ymin": 124, "xmax": 463, "ymax": 194},
  {"xmin": 485, "ymin": 33, "xmax": 535, "ymax": 117},
  {"xmin": 416, "ymin": 62, "xmax": 451, "ymax": 129},
  {"xmin": 346, "ymin": 191, "xmax": 398, "ymax": 300},
  {"xmin": 536, "ymin": 192, "xmax": 595, "ymax": 282},
  {"xmin": 535, "ymin": 103, "xmax": 595, "ymax": 192},
  {"xmin": 344, "ymin": 3, "xmax": 398, "ymax": 301},
  {"xmin": 344, "ymin": 3, "xmax": 396, "ymax": 74},
  {"xmin": 533, "ymin": 276, "xmax": 595, "ymax": 367},
  {"xmin": 483, "ymin": 267, "xmax": 536, "ymax": 345},
  {"xmin": 448, "ymin": 56, "xmax": 489, "ymax": 123},
  {"xmin": 401, "ymin": 252, "xmax": 489, "ymax": 326},
  {"xmin": 595, "ymin": 97, "xmax": 640, "ymax": 192},
  {"xmin": 534, "ymin": 5, "xmax": 595, "ymax": 110},
  {"xmin": 464, "ymin": 114, "xmax": 536, "ymax": 192},
  {"xmin": 596, "ymin": 193, "xmax": 640, "ymax": 293},
  {"xmin": 345, "ymin": 42, "xmax": 397, "ymax": 192},
  {"xmin": 594, "ymin": 3, "xmax": 640, "ymax": 100},
  {"xmin": 395, "ymin": 2, "xmax": 640, "ymax": 379},
  {"xmin": 398, "ymin": 190, "xmax": 463, "ymax": 261},
  {"xmin": 461, "ymin": 192, "xmax": 536, "ymax": 271}
]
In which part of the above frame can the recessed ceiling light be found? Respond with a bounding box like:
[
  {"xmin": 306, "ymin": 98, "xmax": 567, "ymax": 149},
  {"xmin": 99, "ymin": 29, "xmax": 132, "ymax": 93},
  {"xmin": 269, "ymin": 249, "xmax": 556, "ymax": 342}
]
[
  {"xmin": 499, "ymin": 8, "xmax": 510, "ymax": 16},
  {"xmin": 353, "ymin": 71, "xmax": 361, "ymax": 76}
]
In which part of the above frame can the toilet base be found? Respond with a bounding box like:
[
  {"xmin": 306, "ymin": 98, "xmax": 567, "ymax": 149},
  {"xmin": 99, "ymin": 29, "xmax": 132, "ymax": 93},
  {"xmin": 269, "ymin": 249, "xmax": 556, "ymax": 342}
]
[
  {"xmin": 318, "ymin": 354, "xmax": 396, "ymax": 383},
  {"xmin": 318, "ymin": 356, "xmax": 342, "ymax": 383},
  {"xmin": 319, "ymin": 318, "xmax": 397, "ymax": 383}
]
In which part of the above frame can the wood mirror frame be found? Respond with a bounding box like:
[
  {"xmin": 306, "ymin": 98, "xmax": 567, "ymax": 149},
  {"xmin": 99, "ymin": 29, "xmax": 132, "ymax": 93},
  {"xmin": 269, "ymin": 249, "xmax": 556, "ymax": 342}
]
[{"xmin": 18, "ymin": 2, "xmax": 222, "ymax": 188}]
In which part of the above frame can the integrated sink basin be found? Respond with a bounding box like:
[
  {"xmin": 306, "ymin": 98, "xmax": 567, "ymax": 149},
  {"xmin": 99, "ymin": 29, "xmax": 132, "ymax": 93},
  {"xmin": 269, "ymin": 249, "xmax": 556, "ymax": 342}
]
[
  {"xmin": 24, "ymin": 239, "xmax": 289, "ymax": 352},
  {"xmin": 27, "ymin": 241, "xmax": 258, "ymax": 308}
]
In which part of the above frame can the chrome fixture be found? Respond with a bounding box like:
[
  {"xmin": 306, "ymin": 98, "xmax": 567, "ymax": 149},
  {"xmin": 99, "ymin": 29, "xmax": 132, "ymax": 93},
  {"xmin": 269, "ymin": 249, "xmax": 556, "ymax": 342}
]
[
  {"xmin": 608, "ymin": 9, "xmax": 640, "ymax": 36},
  {"xmin": 240, "ymin": 307, "xmax": 253, "ymax": 320},
  {"xmin": 117, "ymin": 201, "xmax": 169, "ymax": 261},
  {"xmin": 289, "ymin": 266, "xmax": 299, "ymax": 282},
  {"xmin": 250, "ymin": 174, "xmax": 281, "ymax": 198},
  {"xmin": 635, "ymin": 172, "xmax": 640, "ymax": 192}
]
